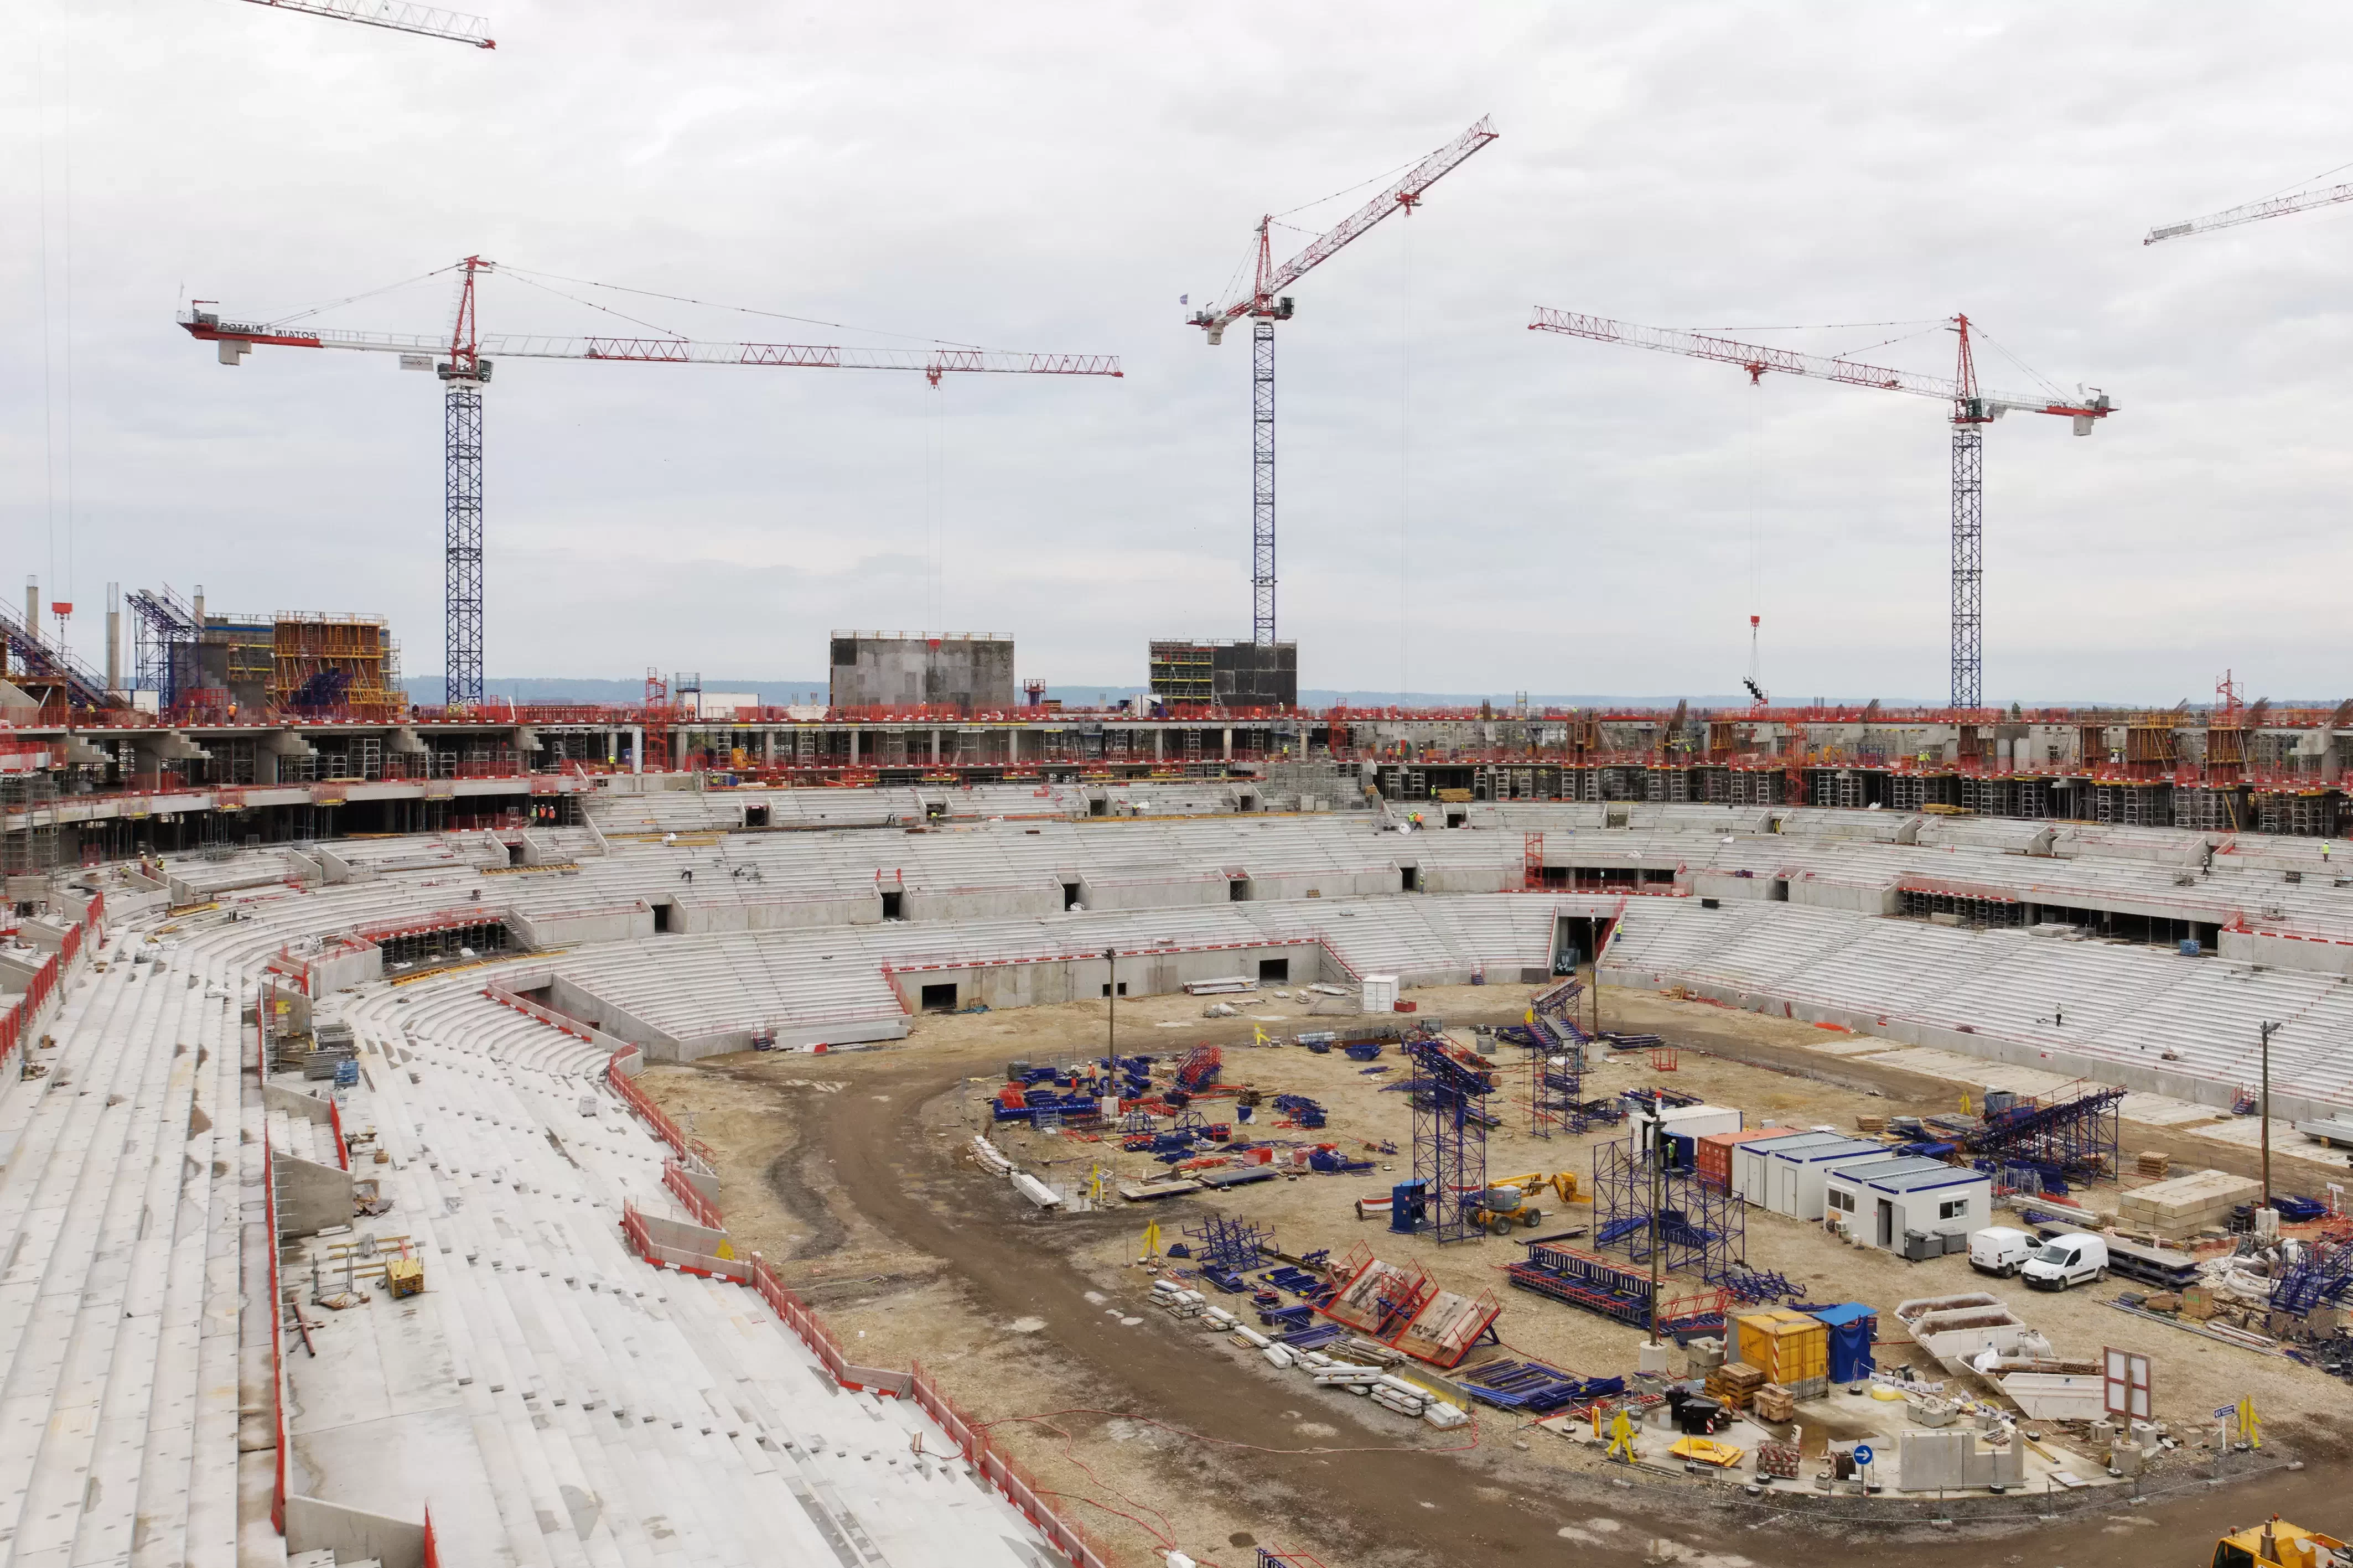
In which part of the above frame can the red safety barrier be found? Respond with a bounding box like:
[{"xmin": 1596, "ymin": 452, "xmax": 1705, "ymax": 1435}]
[
  {"xmin": 263, "ymin": 1111, "xmax": 287, "ymax": 1534},
  {"xmin": 910, "ymin": 1362, "xmax": 1113, "ymax": 1568},
  {"xmin": 329, "ymin": 1096, "xmax": 349, "ymax": 1172}
]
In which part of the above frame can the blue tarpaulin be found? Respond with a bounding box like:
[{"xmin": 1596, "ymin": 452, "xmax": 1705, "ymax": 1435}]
[{"xmin": 1808, "ymin": 1302, "xmax": 1877, "ymax": 1384}]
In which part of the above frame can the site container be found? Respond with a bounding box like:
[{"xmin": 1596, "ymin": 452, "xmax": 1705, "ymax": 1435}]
[
  {"xmin": 1695, "ymin": 1128, "xmax": 1786, "ymax": 1192},
  {"xmin": 1735, "ymin": 1309, "xmax": 1828, "ymax": 1395}
]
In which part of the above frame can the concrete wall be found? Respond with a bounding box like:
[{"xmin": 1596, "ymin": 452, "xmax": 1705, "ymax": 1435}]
[
  {"xmin": 670, "ymin": 894, "xmax": 876, "ymax": 934},
  {"xmin": 1786, "ymin": 875, "xmax": 1903, "ymax": 915},
  {"xmin": 672, "ymin": 1014, "xmax": 909, "ymax": 1060},
  {"xmin": 887, "ymin": 941, "xmax": 1324, "ymax": 1015},
  {"xmin": 306, "ymin": 943, "xmax": 383, "ymax": 994},
  {"xmin": 830, "ymin": 634, "xmax": 1015, "ymax": 712},
  {"xmin": 2220, "ymin": 926, "xmax": 2353, "ymax": 978},
  {"xmin": 263, "ymin": 1083, "xmax": 338, "ymax": 1125},
  {"xmin": 903, "ymin": 886, "xmax": 1061, "ymax": 922},
  {"xmin": 284, "ymin": 1496, "xmax": 426, "ymax": 1568},
  {"xmin": 1691, "ymin": 870, "xmax": 1782, "ymax": 904},
  {"xmin": 510, "ymin": 904, "xmax": 655, "ymax": 948},
  {"xmin": 272, "ymin": 1152, "xmax": 354, "ymax": 1237},
  {"xmin": 1071, "ymin": 874, "xmax": 1233, "ymax": 912},
  {"xmin": 0, "ymin": 950, "xmax": 43, "ymax": 994},
  {"xmin": 1416, "ymin": 863, "xmax": 1517, "ymax": 895},
  {"xmin": 1237, "ymin": 869, "xmax": 1398, "ymax": 901},
  {"xmin": 14, "ymin": 918, "xmax": 72, "ymax": 954}
]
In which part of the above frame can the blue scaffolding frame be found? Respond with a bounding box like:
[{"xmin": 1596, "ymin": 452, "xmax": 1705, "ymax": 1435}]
[
  {"xmin": 1967, "ymin": 1079, "xmax": 2124, "ymax": 1183},
  {"xmin": 1590, "ymin": 1131, "xmax": 1745, "ymax": 1282},
  {"xmin": 1407, "ymin": 1035, "xmax": 1491, "ymax": 1244}
]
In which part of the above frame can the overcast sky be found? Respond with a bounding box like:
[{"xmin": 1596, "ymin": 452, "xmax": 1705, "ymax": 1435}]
[{"xmin": 4, "ymin": 3, "xmax": 2350, "ymax": 704}]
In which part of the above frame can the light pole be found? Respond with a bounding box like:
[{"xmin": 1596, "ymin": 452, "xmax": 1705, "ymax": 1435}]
[
  {"xmin": 1105, "ymin": 946, "xmax": 1118, "ymax": 1060},
  {"xmin": 2260, "ymin": 1020, "xmax": 2282, "ymax": 1207}
]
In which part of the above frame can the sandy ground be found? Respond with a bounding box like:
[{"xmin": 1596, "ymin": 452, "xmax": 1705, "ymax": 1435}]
[{"xmin": 640, "ymin": 982, "xmax": 2352, "ymax": 1568}]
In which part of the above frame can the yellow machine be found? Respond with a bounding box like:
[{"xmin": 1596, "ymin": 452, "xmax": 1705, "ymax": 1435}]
[
  {"xmin": 1466, "ymin": 1178, "xmax": 1557, "ymax": 1237},
  {"xmin": 1490, "ymin": 1171, "xmax": 1584, "ymax": 1205},
  {"xmin": 2211, "ymin": 1518, "xmax": 2350, "ymax": 1568}
]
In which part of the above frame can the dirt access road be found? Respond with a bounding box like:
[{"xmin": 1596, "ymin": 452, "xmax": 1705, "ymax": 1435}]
[{"xmin": 646, "ymin": 988, "xmax": 2344, "ymax": 1568}]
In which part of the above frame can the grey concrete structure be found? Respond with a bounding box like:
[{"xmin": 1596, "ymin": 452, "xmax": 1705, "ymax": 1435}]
[{"xmin": 830, "ymin": 631, "xmax": 1015, "ymax": 712}]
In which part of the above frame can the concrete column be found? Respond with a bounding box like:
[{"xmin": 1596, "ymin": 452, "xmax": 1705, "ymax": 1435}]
[
  {"xmin": 1008, "ymin": 726, "xmax": 1020, "ymax": 764},
  {"xmin": 931, "ymin": 729, "xmax": 941, "ymax": 764},
  {"xmin": 849, "ymin": 729, "xmax": 860, "ymax": 767},
  {"xmin": 1155, "ymin": 729, "xmax": 1164, "ymax": 761},
  {"xmin": 763, "ymin": 729, "xmax": 776, "ymax": 764},
  {"xmin": 1222, "ymin": 727, "xmax": 1233, "ymax": 761},
  {"xmin": 631, "ymin": 727, "xmax": 644, "ymax": 773}
]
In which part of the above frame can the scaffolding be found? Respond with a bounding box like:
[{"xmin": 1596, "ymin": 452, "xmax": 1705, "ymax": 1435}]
[
  {"xmin": 0, "ymin": 773, "xmax": 60, "ymax": 884},
  {"xmin": 1517, "ymin": 976, "xmax": 1587, "ymax": 1140},
  {"xmin": 1407, "ymin": 1034, "xmax": 1491, "ymax": 1244},
  {"xmin": 1965, "ymin": 1078, "xmax": 2123, "ymax": 1184},
  {"xmin": 1181, "ymin": 1213, "xmax": 1271, "ymax": 1271},
  {"xmin": 273, "ymin": 613, "xmax": 401, "ymax": 719},
  {"xmin": 1590, "ymin": 1132, "xmax": 1745, "ymax": 1283}
]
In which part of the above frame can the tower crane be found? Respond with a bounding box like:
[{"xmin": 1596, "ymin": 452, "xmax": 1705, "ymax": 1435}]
[
  {"xmin": 1189, "ymin": 116, "xmax": 1497, "ymax": 646},
  {"xmin": 235, "ymin": 0, "xmax": 495, "ymax": 48},
  {"xmin": 2145, "ymin": 176, "xmax": 2353, "ymax": 244},
  {"xmin": 181, "ymin": 256, "xmax": 1122, "ymax": 707},
  {"xmin": 1527, "ymin": 308, "xmax": 2113, "ymax": 710}
]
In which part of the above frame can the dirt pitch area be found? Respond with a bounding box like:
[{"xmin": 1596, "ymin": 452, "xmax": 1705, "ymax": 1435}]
[{"xmin": 639, "ymin": 983, "xmax": 2349, "ymax": 1568}]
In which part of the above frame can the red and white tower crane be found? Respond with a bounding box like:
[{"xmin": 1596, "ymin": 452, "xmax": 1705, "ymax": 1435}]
[
  {"xmin": 1527, "ymin": 309, "xmax": 2113, "ymax": 710},
  {"xmin": 181, "ymin": 257, "xmax": 1121, "ymax": 707},
  {"xmin": 235, "ymin": 0, "xmax": 495, "ymax": 48},
  {"xmin": 1189, "ymin": 116, "xmax": 1497, "ymax": 646}
]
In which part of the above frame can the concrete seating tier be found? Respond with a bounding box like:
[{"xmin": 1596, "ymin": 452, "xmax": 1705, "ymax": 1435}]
[
  {"xmin": 0, "ymin": 909, "xmax": 247, "ymax": 1568},
  {"xmin": 271, "ymin": 968, "xmax": 1058, "ymax": 1566}
]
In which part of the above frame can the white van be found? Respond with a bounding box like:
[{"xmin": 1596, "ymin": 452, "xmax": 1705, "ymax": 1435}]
[
  {"xmin": 1967, "ymin": 1226, "xmax": 2036, "ymax": 1278},
  {"xmin": 2019, "ymin": 1232, "xmax": 2109, "ymax": 1291}
]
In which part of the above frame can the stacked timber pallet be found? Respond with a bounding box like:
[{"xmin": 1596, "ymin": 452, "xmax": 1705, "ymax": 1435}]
[
  {"xmin": 2136, "ymin": 1150, "xmax": 2171, "ymax": 1180},
  {"xmin": 1705, "ymin": 1361, "xmax": 1765, "ymax": 1412},
  {"xmin": 2118, "ymin": 1169, "xmax": 2262, "ymax": 1242}
]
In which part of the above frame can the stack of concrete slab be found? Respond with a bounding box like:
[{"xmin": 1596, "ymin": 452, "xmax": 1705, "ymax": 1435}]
[{"xmin": 2118, "ymin": 1169, "xmax": 2262, "ymax": 1242}]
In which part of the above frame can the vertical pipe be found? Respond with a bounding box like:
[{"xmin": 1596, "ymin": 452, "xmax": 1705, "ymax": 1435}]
[{"xmin": 105, "ymin": 581, "xmax": 121, "ymax": 692}]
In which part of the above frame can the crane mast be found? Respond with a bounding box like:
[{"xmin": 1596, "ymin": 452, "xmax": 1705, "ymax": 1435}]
[
  {"xmin": 1191, "ymin": 116, "xmax": 1496, "ymax": 646},
  {"xmin": 1530, "ymin": 308, "xmax": 2112, "ymax": 709},
  {"xmin": 182, "ymin": 261, "xmax": 1121, "ymax": 709}
]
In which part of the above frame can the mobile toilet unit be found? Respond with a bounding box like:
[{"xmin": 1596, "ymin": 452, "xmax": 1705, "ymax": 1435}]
[
  {"xmin": 1729, "ymin": 1131, "xmax": 1826, "ymax": 1204},
  {"xmin": 1761, "ymin": 1135, "xmax": 1890, "ymax": 1220},
  {"xmin": 1825, "ymin": 1156, "xmax": 1993, "ymax": 1257}
]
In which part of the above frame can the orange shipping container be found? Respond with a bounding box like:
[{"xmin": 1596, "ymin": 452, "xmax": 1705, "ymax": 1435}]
[{"xmin": 1696, "ymin": 1128, "xmax": 1787, "ymax": 1192}]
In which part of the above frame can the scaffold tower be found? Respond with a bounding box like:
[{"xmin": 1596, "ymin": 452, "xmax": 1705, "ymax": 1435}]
[
  {"xmin": 1592, "ymin": 1130, "xmax": 1745, "ymax": 1282},
  {"xmin": 1407, "ymin": 1032, "xmax": 1492, "ymax": 1244}
]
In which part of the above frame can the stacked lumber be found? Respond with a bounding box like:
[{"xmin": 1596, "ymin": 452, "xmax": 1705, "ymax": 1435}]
[
  {"xmin": 1752, "ymin": 1383, "xmax": 1796, "ymax": 1423},
  {"xmin": 2118, "ymin": 1169, "xmax": 2261, "ymax": 1242},
  {"xmin": 2136, "ymin": 1150, "xmax": 2171, "ymax": 1180},
  {"xmin": 1706, "ymin": 1361, "xmax": 1765, "ymax": 1412}
]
